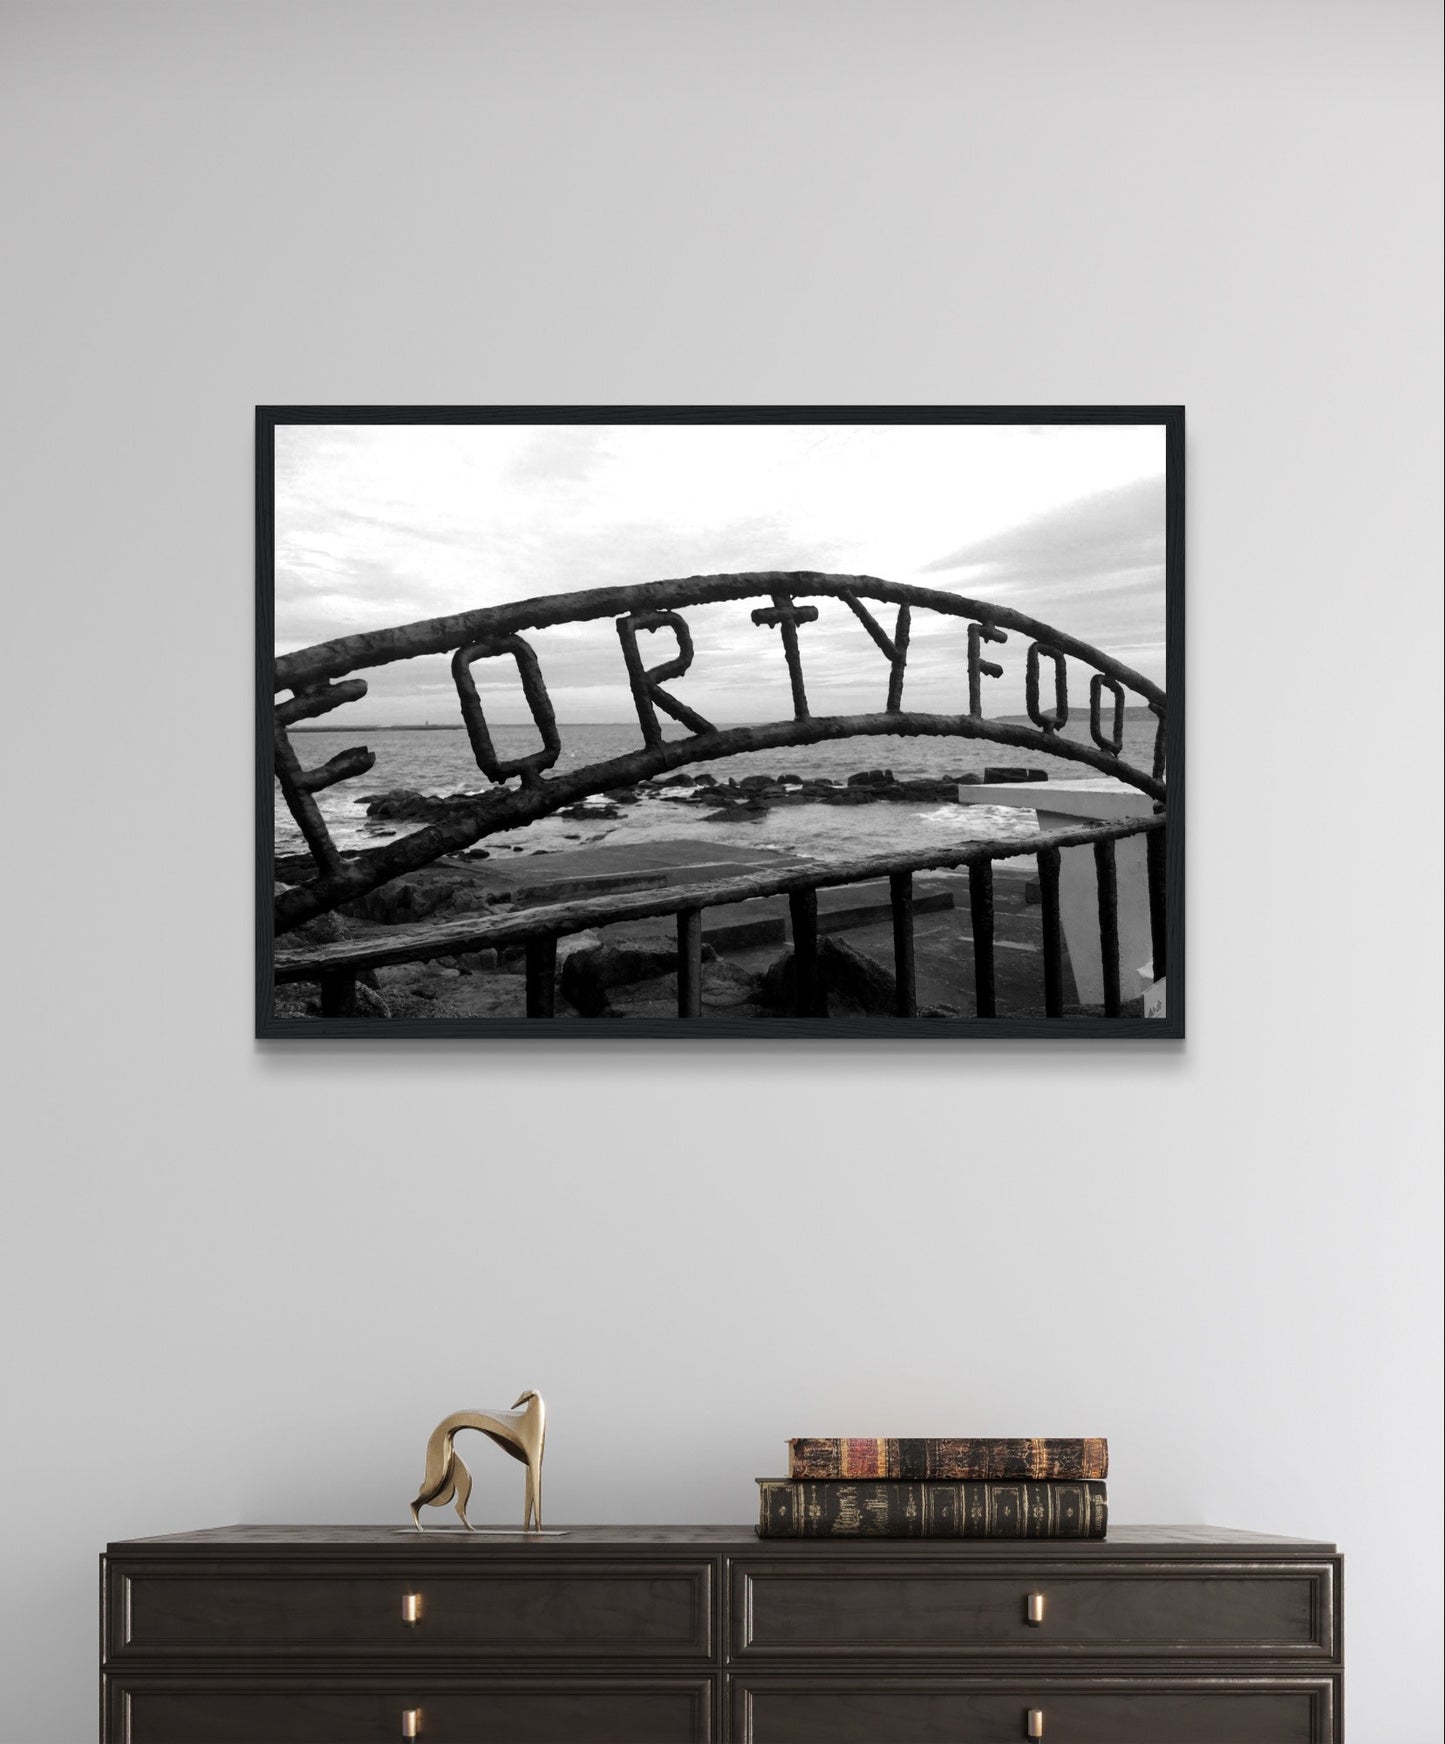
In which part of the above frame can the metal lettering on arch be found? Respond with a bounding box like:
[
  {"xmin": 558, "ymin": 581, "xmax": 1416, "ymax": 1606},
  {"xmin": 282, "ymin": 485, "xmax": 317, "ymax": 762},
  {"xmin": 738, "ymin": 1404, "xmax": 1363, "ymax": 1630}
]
[
  {"xmin": 451, "ymin": 634, "xmax": 561, "ymax": 788},
  {"xmin": 272, "ymin": 571, "xmax": 1168, "ymax": 934}
]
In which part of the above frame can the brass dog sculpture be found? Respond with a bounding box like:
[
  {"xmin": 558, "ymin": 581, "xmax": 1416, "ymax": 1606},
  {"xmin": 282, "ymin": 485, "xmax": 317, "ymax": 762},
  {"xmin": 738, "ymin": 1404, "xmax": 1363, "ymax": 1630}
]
[{"xmin": 410, "ymin": 1390, "xmax": 546, "ymax": 1532}]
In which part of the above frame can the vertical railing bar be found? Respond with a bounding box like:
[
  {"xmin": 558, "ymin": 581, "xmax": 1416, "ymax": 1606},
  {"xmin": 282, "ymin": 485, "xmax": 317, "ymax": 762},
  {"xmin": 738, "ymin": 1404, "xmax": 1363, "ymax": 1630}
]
[
  {"xmin": 1146, "ymin": 821, "xmax": 1167, "ymax": 984},
  {"xmin": 789, "ymin": 887, "xmax": 824, "ymax": 1018},
  {"xmin": 319, "ymin": 970, "xmax": 357, "ymax": 1018},
  {"xmin": 1093, "ymin": 837, "xmax": 1121, "ymax": 1018},
  {"xmin": 676, "ymin": 908, "xmax": 703, "ymax": 1019},
  {"xmin": 968, "ymin": 860, "xmax": 996, "ymax": 1019},
  {"xmin": 524, "ymin": 935, "xmax": 558, "ymax": 1019},
  {"xmin": 889, "ymin": 870, "xmax": 916, "ymax": 1018},
  {"xmin": 1038, "ymin": 846, "xmax": 1064, "ymax": 1019}
]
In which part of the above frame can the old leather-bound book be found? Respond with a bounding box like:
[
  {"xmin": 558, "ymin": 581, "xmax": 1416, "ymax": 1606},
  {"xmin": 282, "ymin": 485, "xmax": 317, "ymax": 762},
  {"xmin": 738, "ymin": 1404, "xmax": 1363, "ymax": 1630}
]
[
  {"xmin": 758, "ymin": 1478, "xmax": 1108, "ymax": 1538},
  {"xmin": 787, "ymin": 1437, "xmax": 1108, "ymax": 1481}
]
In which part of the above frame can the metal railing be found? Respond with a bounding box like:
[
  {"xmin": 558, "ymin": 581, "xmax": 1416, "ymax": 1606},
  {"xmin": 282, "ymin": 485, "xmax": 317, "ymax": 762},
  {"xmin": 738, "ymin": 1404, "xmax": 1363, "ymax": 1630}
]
[{"xmin": 275, "ymin": 816, "xmax": 1165, "ymax": 1021}]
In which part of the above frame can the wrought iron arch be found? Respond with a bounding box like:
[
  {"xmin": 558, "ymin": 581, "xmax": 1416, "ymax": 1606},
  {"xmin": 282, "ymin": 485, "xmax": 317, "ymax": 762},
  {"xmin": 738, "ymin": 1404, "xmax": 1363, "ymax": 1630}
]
[{"xmin": 273, "ymin": 572, "xmax": 1166, "ymax": 936}]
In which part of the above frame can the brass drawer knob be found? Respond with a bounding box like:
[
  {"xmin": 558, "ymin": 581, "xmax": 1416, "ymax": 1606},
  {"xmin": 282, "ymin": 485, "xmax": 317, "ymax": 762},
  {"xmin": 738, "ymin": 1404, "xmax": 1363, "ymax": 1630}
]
[
  {"xmin": 402, "ymin": 1592, "xmax": 424, "ymax": 1625},
  {"xmin": 1026, "ymin": 1591, "xmax": 1046, "ymax": 1625},
  {"xmin": 401, "ymin": 1710, "xmax": 423, "ymax": 1740},
  {"xmin": 1027, "ymin": 1710, "xmax": 1045, "ymax": 1739}
]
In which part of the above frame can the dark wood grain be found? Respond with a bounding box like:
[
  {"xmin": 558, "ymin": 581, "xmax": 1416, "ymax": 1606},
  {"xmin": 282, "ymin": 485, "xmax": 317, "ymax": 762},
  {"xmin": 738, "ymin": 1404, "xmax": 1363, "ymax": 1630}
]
[
  {"xmin": 102, "ymin": 1521, "xmax": 1339, "ymax": 1743},
  {"xmin": 731, "ymin": 1676, "xmax": 1333, "ymax": 1743},
  {"xmin": 733, "ymin": 1561, "xmax": 1335, "ymax": 1658},
  {"xmin": 110, "ymin": 1675, "xmax": 713, "ymax": 1743},
  {"xmin": 114, "ymin": 1562, "xmax": 711, "ymax": 1660}
]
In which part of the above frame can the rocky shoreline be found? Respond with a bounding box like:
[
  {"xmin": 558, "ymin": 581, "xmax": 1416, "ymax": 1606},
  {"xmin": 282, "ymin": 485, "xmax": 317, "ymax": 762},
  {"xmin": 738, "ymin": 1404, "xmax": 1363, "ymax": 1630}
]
[
  {"xmin": 270, "ymin": 763, "xmax": 1107, "ymax": 1022},
  {"xmin": 353, "ymin": 763, "xmax": 1049, "ymax": 831}
]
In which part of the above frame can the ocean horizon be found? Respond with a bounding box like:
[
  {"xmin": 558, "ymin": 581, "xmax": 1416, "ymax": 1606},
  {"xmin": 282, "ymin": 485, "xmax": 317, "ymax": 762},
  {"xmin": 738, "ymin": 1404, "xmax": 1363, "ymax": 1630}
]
[{"xmin": 276, "ymin": 716, "xmax": 1157, "ymax": 865}]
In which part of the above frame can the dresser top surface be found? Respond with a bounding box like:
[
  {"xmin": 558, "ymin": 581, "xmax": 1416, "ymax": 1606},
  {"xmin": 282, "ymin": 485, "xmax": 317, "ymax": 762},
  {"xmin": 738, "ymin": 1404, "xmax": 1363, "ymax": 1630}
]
[{"xmin": 106, "ymin": 1523, "xmax": 1338, "ymax": 1556}]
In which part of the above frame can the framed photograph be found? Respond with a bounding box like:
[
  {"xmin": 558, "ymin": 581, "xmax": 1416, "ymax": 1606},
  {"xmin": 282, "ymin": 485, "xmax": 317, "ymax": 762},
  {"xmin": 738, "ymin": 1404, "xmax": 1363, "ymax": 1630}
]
[{"xmin": 258, "ymin": 407, "xmax": 1183, "ymax": 1038}]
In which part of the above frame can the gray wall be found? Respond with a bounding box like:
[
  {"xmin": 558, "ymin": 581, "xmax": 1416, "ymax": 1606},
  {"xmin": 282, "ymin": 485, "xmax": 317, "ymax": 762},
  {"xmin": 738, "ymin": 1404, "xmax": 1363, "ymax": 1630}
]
[{"xmin": 2, "ymin": 3, "xmax": 1440, "ymax": 1737}]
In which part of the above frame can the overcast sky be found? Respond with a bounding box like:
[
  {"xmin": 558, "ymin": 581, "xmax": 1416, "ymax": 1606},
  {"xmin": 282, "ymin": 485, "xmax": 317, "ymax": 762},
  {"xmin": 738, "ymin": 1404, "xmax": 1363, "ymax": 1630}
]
[{"xmin": 275, "ymin": 422, "xmax": 1166, "ymax": 724}]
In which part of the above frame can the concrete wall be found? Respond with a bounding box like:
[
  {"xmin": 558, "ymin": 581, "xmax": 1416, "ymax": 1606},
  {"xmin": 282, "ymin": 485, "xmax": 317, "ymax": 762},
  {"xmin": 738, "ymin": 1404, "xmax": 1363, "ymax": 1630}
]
[{"xmin": 2, "ymin": 3, "xmax": 1440, "ymax": 1737}]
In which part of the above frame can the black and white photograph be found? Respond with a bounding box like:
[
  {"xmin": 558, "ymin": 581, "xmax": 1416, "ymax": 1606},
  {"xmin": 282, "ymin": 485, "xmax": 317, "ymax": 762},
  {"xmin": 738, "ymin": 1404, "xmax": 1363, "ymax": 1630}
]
[{"xmin": 260, "ymin": 407, "xmax": 1183, "ymax": 1035}]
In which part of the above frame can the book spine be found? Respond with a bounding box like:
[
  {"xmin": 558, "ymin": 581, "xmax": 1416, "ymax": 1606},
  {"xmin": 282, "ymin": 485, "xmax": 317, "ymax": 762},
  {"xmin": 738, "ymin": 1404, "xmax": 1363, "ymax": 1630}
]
[
  {"xmin": 786, "ymin": 1438, "xmax": 1109, "ymax": 1481},
  {"xmin": 757, "ymin": 1480, "xmax": 1108, "ymax": 1538}
]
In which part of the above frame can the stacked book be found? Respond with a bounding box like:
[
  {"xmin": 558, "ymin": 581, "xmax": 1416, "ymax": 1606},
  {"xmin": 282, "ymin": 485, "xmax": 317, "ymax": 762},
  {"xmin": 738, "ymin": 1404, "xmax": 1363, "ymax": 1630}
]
[{"xmin": 757, "ymin": 1437, "xmax": 1108, "ymax": 1538}]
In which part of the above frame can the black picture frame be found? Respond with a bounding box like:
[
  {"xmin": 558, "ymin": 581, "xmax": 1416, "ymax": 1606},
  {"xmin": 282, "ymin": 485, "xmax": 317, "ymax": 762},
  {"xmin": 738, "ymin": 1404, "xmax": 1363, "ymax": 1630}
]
[{"xmin": 258, "ymin": 405, "xmax": 1184, "ymax": 1039}]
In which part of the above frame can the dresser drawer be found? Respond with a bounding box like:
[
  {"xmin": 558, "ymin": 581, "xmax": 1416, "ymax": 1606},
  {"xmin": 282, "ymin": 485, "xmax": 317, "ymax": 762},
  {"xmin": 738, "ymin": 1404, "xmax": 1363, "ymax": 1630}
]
[
  {"xmin": 109, "ymin": 1557, "xmax": 712, "ymax": 1659},
  {"xmin": 730, "ymin": 1675, "xmax": 1336, "ymax": 1743},
  {"xmin": 108, "ymin": 1675, "xmax": 714, "ymax": 1743},
  {"xmin": 732, "ymin": 1559, "xmax": 1335, "ymax": 1659}
]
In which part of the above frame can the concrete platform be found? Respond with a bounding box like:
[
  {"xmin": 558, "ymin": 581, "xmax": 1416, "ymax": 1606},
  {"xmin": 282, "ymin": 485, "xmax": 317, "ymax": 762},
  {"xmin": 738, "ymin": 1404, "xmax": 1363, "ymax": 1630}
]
[{"xmin": 955, "ymin": 780, "xmax": 1159, "ymax": 1004}]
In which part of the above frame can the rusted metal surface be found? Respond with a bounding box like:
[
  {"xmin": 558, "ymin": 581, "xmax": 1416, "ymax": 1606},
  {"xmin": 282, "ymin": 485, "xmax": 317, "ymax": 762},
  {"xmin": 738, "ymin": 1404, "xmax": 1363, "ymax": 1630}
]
[
  {"xmin": 1089, "ymin": 673, "xmax": 1126, "ymax": 756},
  {"xmin": 275, "ymin": 710, "xmax": 1167, "ymax": 934},
  {"xmin": 319, "ymin": 969, "xmax": 359, "ymax": 1018},
  {"xmin": 272, "ymin": 678, "xmax": 377, "ymax": 877},
  {"xmin": 275, "ymin": 572, "xmax": 1166, "ymax": 704},
  {"xmin": 524, "ymin": 937, "xmax": 557, "ymax": 1018},
  {"xmin": 270, "ymin": 572, "xmax": 1170, "ymax": 1021},
  {"xmin": 453, "ymin": 635, "xmax": 561, "ymax": 788},
  {"xmin": 1026, "ymin": 643, "xmax": 1069, "ymax": 734},
  {"xmin": 1037, "ymin": 845, "xmax": 1064, "ymax": 1017},
  {"xmin": 751, "ymin": 592, "xmax": 820, "ymax": 720},
  {"xmin": 273, "ymin": 574, "xmax": 1167, "ymax": 934},
  {"xmin": 789, "ymin": 888, "xmax": 824, "ymax": 1017},
  {"xmin": 676, "ymin": 909, "xmax": 703, "ymax": 1019},
  {"xmin": 967, "ymin": 622, "xmax": 1007, "ymax": 718},
  {"xmin": 616, "ymin": 610, "xmax": 715, "ymax": 745},
  {"xmin": 842, "ymin": 591, "xmax": 911, "ymax": 714},
  {"xmin": 968, "ymin": 860, "xmax": 997, "ymax": 1019},
  {"xmin": 1093, "ymin": 837, "xmax": 1122, "ymax": 1017},
  {"xmin": 275, "ymin": 817, "xmax": 1163, "ymax": 984},
  {"xmin": 889, "ymin": 870, "xmax": 916, "ymax": 1018}
]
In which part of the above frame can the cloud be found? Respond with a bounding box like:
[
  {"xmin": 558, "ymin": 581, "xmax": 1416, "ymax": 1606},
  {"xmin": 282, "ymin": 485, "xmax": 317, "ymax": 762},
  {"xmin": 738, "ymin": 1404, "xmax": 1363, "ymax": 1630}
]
[
  {"xmin": 922, "ymin": 474, "xmax": 1165, "ymax": 586},
  {"xmin": 274, "ymin": 426, "xmax": 1167, "ymax": 720}
]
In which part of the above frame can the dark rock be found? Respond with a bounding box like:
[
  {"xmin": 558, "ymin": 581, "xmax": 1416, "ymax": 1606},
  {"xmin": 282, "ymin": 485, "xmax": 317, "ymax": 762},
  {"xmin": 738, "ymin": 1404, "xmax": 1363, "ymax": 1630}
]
[
  {"xmin": 364, "ymin": 788, "xmax": 445, "ymax": 821},
  {"xmin": 738, "ymin": 774, "xmax": 774, "ymax": 792},
  {"xmin": 778, "ymin": 772, "xmax": 804, "ymax": 784},
  {"xmin": 602, "ymin": 788, "xmax": 641, "ymax": 803},
  {"xmin": 820, "ymin": 936, "xmax": 899, "ymax": 1013},
  {"xmin": 560, "ymin": 940, "xmax": 684, "ymax": 1017},
  {"xmin": 287, "ymin": 907, "xmax": 352, "ymax": 949},
  {"xmin": 456, "ymin": 948, "xmax": 499, "ymax": 974},
  {"xmin": 847, "ymin": 768, "xmax": 894, "ymax": 787},
  {"xmin": 651, "ymin": 774, "xmax": 695, "ymax": 788},
  {"xmin": 558, "ymin": 802, "xmax": 622, "ymax": 820},
  {"xmin": 895, "ymin": 777, "xmax": 962, "ymax": 802},
  {"xmin": 340, "ymin": 876, "xmax": 461, "ymax": 926},
  {"xmin": 758, "ymin": 936, "xmax": 898, "ymax": 1016},
  {"xmin": 274, "ymin": 850, "xmax": 322, "ymax": 883},
  {"xmin": 957, "ymin": 772, "xmax": 982, "ymax": 785},
  {"xmin": 702, "ymin": 804, "xmax": 765, "ymax": 823}
]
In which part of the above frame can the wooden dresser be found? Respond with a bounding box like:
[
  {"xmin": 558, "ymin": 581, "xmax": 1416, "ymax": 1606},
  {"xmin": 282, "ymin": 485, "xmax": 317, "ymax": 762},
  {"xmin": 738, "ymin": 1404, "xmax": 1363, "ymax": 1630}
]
[{"xmin": 101, "ymin": 1524, "xmax": 1342, "ymax": 1742}]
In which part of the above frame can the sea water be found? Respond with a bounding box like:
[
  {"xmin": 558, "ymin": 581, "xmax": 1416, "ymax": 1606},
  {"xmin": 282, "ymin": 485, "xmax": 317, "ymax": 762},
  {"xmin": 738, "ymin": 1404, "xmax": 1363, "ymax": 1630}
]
[{"xmin": 275, "ymin": 717, "xmax": 1159, "ymax": 864}]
